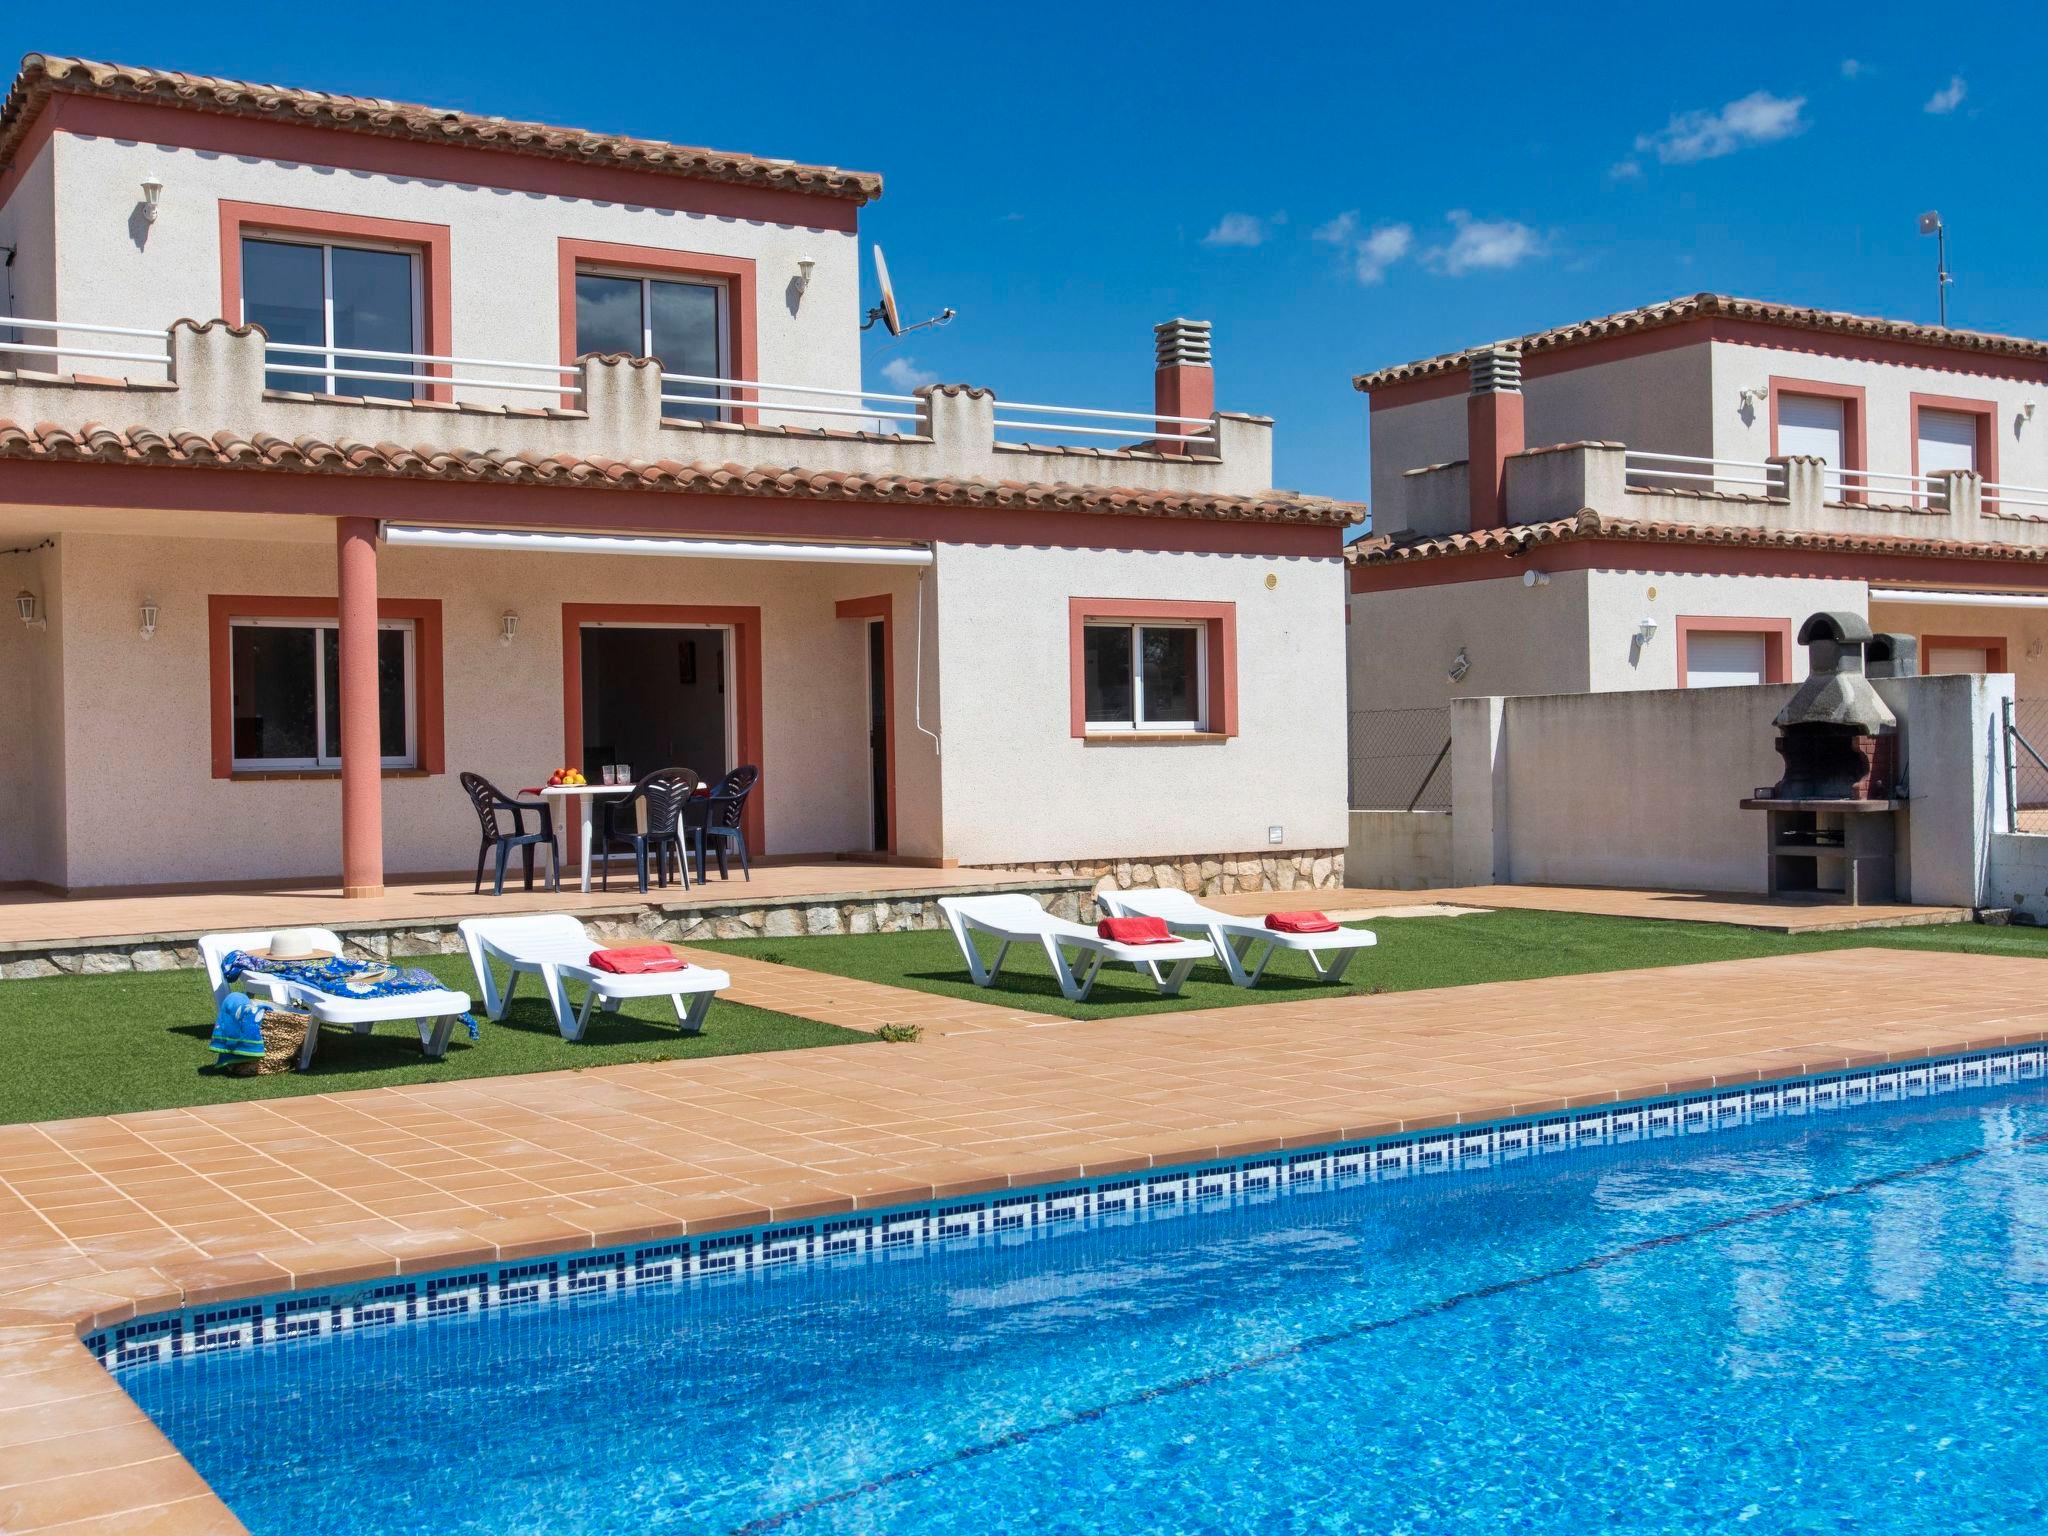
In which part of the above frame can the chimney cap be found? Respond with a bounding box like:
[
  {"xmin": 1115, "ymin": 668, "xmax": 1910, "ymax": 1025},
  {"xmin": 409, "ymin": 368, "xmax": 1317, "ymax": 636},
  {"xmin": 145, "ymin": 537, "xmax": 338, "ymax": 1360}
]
[
  {"xmin": 1155, "ymin": 317, "xmax": 1214, "ymax": 370},
  {"xmin": 1468, "ymin": 344, "xmax": 1522, "ymax": 394}
]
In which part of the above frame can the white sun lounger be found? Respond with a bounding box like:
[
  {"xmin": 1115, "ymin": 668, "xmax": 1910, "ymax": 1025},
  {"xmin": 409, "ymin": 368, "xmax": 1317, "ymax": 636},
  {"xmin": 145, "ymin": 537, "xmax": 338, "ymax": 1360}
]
[
  {"xmin": 199, "ymin": 928, "xmax": 473, "ymax": 1068},
  {"xmin": 937, "ymin": 893, "xmax": 1214, "ymax": 1003},
  {"xmin": 457, "ymin": 914, "xmax": 729, "ymax": 1042},
  {"xmin": 1097, "ymin": 888, "xmax": 1378, "ymax": 989}
]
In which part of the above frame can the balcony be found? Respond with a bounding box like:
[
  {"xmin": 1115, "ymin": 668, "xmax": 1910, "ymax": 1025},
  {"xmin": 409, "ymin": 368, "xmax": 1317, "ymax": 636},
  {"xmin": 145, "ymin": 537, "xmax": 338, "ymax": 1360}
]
[
  {"xmin": 1385, "ymin": 439, "xmax": 2048, "ymax": 554},
  {"xmin": 0, "ymin": 316, "xmax": 1276, "ymax": 497}
]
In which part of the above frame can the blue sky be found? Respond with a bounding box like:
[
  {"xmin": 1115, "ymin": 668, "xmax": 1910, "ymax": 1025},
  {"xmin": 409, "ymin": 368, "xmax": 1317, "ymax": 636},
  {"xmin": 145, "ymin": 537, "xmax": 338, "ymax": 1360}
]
[{"xmin": 1, "ymin": 2, "xmax": 2038, "ymax": 504}]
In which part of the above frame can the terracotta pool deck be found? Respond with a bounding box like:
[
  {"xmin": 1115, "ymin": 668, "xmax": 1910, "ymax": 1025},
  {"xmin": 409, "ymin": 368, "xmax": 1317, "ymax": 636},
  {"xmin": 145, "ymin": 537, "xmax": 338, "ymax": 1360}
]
[
  {"xmin": 5, "ymin": 946, "xmax": 2048, "ymax": 1531},
  {"xmin": 1224, "ymin": 883, "xmax": 1976, "ymax": 933}
]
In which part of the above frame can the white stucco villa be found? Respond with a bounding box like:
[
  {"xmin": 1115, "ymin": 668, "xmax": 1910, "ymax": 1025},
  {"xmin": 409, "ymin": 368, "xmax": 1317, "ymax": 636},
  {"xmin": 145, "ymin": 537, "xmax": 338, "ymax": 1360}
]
[
  {"xmin": 0, "ymin": 55, "xmax": 1358, "ymax": 911},
  {"xmin": 1347, "ymin": 293, "xmax": 2048, "ymax": 809}
]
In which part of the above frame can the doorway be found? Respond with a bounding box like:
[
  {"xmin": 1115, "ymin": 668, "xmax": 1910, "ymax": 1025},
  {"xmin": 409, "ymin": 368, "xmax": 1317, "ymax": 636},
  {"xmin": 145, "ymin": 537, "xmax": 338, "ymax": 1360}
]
[
  {"xmin": 865, "ymin": 618, "xmax": 888, "ymax": 850},
  {"xmin": 578, "ymin": 625, "xmax": 731, "ymax": 785}
]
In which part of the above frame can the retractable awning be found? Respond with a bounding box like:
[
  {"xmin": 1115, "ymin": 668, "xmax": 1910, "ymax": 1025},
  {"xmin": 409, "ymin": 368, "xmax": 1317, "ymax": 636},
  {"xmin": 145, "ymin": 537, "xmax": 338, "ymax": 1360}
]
[
  {"xmin": 1869, "ymin": 588, "xmax": 2048, "ymax": 609},
  {"xmin": 380, "ymin": 524, "xmax": 934, "ymax": 566}
]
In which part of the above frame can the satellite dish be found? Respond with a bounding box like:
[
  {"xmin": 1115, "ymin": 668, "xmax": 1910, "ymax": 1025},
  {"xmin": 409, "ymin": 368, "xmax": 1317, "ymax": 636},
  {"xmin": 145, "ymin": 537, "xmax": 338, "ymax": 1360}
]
[
  {"xmin": 863, "ymin": 245, "xmax": 956, "ymax": 336},
  {"xmin": 872, "ymin": 246, "xmax": 903, "ymax": 337}
]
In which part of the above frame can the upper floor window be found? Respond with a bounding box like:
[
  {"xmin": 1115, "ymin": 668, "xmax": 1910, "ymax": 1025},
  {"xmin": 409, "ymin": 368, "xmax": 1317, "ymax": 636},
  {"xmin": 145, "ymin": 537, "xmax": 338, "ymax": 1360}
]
[
  {"xmin": 574, "ymin": 271, "xmax": 725, "ymax": 421},
  {"xmin": 242, "ymin": 237, "xmax": 420, "ymax": 400}
]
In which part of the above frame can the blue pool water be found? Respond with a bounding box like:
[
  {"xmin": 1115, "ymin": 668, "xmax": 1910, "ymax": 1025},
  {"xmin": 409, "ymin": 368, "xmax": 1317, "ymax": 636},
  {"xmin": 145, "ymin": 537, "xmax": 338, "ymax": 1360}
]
[{"xmin": 124, "ymin": 1084, "xmax": 2048, "ymax": 1534}]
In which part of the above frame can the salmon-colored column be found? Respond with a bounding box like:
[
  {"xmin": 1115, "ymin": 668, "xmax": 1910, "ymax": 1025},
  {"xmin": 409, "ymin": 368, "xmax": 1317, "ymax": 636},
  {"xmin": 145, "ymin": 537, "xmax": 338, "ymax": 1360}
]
[{"xmin": 336, "ymin": 516, "xmax": 385, "ymax": 897}]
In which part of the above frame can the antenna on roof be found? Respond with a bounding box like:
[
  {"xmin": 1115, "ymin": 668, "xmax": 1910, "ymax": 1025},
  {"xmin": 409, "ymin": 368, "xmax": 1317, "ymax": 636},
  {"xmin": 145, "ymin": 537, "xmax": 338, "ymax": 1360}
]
[
  {"xmin": 863, "ymin": 246, "xmax": 956, "ymax": 336},
  {"xmin": 1918, "ymin": 211, "xmax": 1952, "ymax": 326}
]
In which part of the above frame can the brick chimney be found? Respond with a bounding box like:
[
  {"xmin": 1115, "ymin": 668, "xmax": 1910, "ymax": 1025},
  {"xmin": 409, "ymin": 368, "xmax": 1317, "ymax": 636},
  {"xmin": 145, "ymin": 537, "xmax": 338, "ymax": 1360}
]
[
  {"xmin": 1154, "ymin": 318, "xmax": 1214, "ymax": 455},
  {"xmin": 1466, "ymin": 345, "xmax": 1524, "ymax": 529}
]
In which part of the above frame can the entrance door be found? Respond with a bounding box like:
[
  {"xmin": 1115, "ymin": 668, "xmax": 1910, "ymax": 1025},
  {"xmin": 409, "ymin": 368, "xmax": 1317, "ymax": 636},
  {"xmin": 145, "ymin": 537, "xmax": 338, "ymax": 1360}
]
[
  {"xmin": 578, "ymin": 625, "xmax": 730, "ymax": 784},
  {"xmin": 865, "ymin": 619, "xmax": 889, "ymax": 851}
]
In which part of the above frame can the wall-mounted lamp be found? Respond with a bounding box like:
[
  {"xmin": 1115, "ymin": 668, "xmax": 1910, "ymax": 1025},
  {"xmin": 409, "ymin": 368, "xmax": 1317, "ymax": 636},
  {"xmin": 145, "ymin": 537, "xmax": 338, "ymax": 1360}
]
[
  {"xmin": 1447, "ymin": 646, "xmax": 1470, "ymax": 683},
  {"xmin": 2026, "ymin": 401, "xmax": 2038, "ymax": 422},
  {"xmin": 1522, "ymin": 568, "xmax": 1550, "ymax": 588},
  {"xmin": 794, "ymin": 258, "xmax": 816, "ymax": 298},
  {"xmin": 139, "ymin": 176, "xmax": 164, "ymax": 224},
  {"xmin": 500, "ymin": 610, "xmax": 520, "ymax": 646},
  {"xmin": 138, "ymin": 596, "xmax": 157, "ymax": 639},
  {"xmin": 15, "ymin": 589, "xmax": 44, "ymax": 629},
  {"xmin": 1738, "ymin": 386, "xmax": 1767, "ymax": 413},
  {"xmin": 1636, "ymin": 616, "xmax": 1659, "ymax": 646}
]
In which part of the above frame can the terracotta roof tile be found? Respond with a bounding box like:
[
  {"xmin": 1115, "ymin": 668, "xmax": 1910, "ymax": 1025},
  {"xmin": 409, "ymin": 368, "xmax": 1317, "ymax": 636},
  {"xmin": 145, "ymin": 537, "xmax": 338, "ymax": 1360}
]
[
  {"xmin": 1353, "ymin": 292, "xmax": 2048, "ymax": 391},
  {"xmin": 0, "ymin": 54, "xmax": 882, "ymax": 204},
  {"xmin": 1348, "ymin": 509, "xmax": 2048, "ymax": 565},
  {"xmin": 0, "ymin": 418, "xmax": 1364, "ymax": 527}
]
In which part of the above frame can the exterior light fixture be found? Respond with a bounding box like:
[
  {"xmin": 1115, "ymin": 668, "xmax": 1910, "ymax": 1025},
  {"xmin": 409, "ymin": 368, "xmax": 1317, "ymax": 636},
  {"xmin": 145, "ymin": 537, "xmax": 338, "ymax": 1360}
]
[
  {"xmin": 1637, "ymin": 616, "xmax": 1659, "ymax": 646},
  {"xmin": 1522, "ymin": 569, "xmax": 1550, "ymax": 588},
  {"xmin": 138, "ymin": 596, "xmax": 158, "ymax": 639},
  {"xmin": 15, "ymin": 589, "xmax": 43, "ymax": 628},
  {"xmin": 500, "ymin": 610, "xmax": 520, "ymax": 645},
  {"xmin": 794, "ymin": 258, "xmax": 816, "ymax": 301},
  {"xmin": 1447, "ymin": 647, "xmax": 1470, "ymax": 683},
  {"xmin": 1738, "ymin": 386, "xmax": 1767, "ymax": 412},
  {"xmin": 2026, "ymin": 401, "xmax": 2038, "ymax": 422},
  {"xmin": 139, "ymin": 176, "xmax": 164, "ymax": 223}
]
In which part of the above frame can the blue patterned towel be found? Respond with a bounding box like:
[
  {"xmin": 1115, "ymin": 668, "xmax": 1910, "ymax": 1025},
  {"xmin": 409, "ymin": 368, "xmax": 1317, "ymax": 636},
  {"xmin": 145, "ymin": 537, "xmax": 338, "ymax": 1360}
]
[{"xmin": 222, "ymin": 952, "xmax": 480, "ymax": 1040}]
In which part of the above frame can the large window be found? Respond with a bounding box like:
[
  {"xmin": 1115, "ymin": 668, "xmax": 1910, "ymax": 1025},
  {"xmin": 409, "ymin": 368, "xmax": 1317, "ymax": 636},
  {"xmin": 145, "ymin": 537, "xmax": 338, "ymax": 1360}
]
[
  {"xmin": 1082, "ymin": 622, "xmax": 1207, "ymax": 732},
  {"xmin": 242, "ymin": 236, "xmax": 420, "ymax": 399},
  {"xmin": 229, "ymin": 619, "xmax": 415, "ymax": 770},
  {"xmin": 575, "ymin": 271, "xmax": 725, "ymax": 421}
]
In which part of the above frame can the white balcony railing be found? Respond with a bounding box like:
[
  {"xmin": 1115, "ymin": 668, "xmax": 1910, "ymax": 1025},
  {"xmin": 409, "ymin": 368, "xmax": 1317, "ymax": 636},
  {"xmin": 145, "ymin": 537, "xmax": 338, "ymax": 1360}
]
[
  {"xmin": 261, "ymin": 341, "xmax": 580, "ymax": 398},
  {"xmin": 0, "ymin": 316, "xmax": 171, "ymax": 370},
  {"xmin": 1980, "ymin": 480, "xmax": 2048, "ymax": 512},
  {"xmin": 1622, "ymin": 450, "xmax": 1777, "ymax": 492},
  {"xmin": 2, "ymin": 313, "xmax": 1238, "ymax": 461},
  {"xmin": 1825, "ymin": 465, "xmax": 1942, "ymax": 504}
]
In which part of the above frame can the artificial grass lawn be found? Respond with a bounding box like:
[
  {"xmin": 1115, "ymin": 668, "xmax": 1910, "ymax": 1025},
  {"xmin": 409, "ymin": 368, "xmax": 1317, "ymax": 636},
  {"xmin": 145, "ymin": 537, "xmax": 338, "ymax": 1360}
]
[
  {"xmin": 0, "ymin": 952, "xmax": 868, "ymax": 1126},
  {"xmin": 697, "ymin": 908, "xmax": 2048, "ymax": 1021}
]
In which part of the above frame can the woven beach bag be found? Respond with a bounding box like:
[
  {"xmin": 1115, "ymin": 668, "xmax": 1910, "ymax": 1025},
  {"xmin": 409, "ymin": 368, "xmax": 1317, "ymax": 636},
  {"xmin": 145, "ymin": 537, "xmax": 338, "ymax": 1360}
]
[{"xmin": 227, "ymin": 1010, "xmax": 313, "ymax": 1076}]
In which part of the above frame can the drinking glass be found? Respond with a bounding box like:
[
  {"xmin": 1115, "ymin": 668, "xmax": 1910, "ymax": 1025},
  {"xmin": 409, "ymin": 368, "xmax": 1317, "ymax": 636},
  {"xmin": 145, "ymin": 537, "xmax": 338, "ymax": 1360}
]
[{"xmin": 600, "ymin": 765, "xmax": 618, "ymax": 786}]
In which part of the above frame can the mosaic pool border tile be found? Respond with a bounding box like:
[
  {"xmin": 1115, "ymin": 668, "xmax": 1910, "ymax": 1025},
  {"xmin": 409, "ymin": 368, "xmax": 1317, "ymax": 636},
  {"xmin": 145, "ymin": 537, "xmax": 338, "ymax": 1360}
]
[{"xmin": 87, "ymin": 1043, "xmax": 2048, "ymax": 1374}]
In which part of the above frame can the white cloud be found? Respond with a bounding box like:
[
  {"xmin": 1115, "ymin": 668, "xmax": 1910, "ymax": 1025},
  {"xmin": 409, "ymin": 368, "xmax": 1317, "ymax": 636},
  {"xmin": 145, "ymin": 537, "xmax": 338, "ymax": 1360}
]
[
  {"xmin": 1635, "ymin": 89, "xmax": 1807, "ymax": 164},
  {"xmin": 1925, "ymin": 74, "xmax": 1967, "ymax": 114},
  {"xmin": 1202, "ymin": 212, "xmax": 1274, "ymax": 248},
  {"xmin": 879, "ymin": 357, "xmax": 938, "ymax": 391},
  {"xmin": 1607, "ymin": 159, "xmax": 1644, "ymax": 183},
  {"xmin": 1313, "ymin": 211, "xmax": 1414, "ymax": 284},
  {"xmin": 1312, "ymin": 211, "xmax": 1359, "ymax": 245},
  {"xmin": 1424, "ymin": 212, "xmax": 1543, "ymax": 276},
  {"xmin": 1840, "ymin": 58, "xmax": 1864, "ymax": 79},
  {"xmin": 1352, "ymin": 223, "xmax": 1415, "ymax": 284}
]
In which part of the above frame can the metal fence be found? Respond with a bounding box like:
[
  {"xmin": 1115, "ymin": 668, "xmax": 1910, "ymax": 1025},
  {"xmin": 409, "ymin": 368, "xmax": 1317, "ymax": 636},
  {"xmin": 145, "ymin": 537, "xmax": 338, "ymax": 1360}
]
[
  {"xmin": 1349, "ymin": 707, "xmax": 1452, "ymax": 811},
  {"xmin": 2006, "ymin": 698, "xmax": 2048, "ymax": 833}
]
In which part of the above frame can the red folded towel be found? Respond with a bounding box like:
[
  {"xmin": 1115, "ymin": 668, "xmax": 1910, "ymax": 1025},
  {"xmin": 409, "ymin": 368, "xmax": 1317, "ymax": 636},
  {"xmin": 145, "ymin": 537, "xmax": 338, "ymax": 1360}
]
[
  {"xmin": 588, "ymin": 945, "xmax": 687, "ymax": 975},
  {"xmin": 1265, "ymin": 911, "xmax": 1339, "ymax": 934},
  {"xmin": 1097, "ymin": 915, "xmax": 1180, "ymax": 945}
]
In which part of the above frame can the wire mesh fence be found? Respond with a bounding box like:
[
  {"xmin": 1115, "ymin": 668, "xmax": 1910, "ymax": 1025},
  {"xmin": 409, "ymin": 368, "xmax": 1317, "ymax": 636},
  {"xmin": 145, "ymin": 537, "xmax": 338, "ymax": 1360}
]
[
  {"xmin": 2010, "ymin": 698, "xmax": 2048, "ymax": 833},
  {"xmin": 1348, "ymin": 707, "xmax": 1452, "ymax": 811}
]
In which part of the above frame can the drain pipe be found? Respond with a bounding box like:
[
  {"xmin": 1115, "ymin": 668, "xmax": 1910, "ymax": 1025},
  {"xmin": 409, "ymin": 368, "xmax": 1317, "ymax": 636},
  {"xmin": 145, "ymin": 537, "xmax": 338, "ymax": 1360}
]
[{"xmin": 913, "ymin": 554, "xmax": 941, "ymax": 757}]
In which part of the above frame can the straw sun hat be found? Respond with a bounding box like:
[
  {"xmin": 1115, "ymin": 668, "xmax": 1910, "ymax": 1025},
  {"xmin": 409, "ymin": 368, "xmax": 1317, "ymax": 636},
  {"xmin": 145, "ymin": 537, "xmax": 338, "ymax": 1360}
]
[{"xmin": 263, "ymin": 929, "xmax": 335, "ymax": 962}]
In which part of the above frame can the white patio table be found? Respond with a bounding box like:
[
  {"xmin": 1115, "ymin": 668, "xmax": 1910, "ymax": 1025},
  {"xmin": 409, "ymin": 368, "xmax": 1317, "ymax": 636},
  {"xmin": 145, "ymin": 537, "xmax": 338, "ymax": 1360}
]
[{"xmin": 538, "ymin": 782, "xmax": 635, "ymax": 893}]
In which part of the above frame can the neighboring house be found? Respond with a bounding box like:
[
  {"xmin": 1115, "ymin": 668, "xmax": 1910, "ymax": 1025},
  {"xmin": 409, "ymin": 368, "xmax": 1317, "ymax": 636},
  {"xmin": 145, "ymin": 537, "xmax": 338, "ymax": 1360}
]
[
  {"xmin": 1347, "ymin": 292, "xmax": 2048, "ymax": 809},
  {"xmin": 0, "ymin": 56, "xmax": 1358, "ymax": 898}
]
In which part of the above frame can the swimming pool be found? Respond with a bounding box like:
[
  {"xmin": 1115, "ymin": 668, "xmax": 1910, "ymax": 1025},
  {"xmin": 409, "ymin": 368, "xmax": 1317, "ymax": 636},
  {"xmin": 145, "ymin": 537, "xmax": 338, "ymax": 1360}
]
[{"xmin": 116, "ymin": 1069, "xmax": 2048, "ymax": 1534}]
